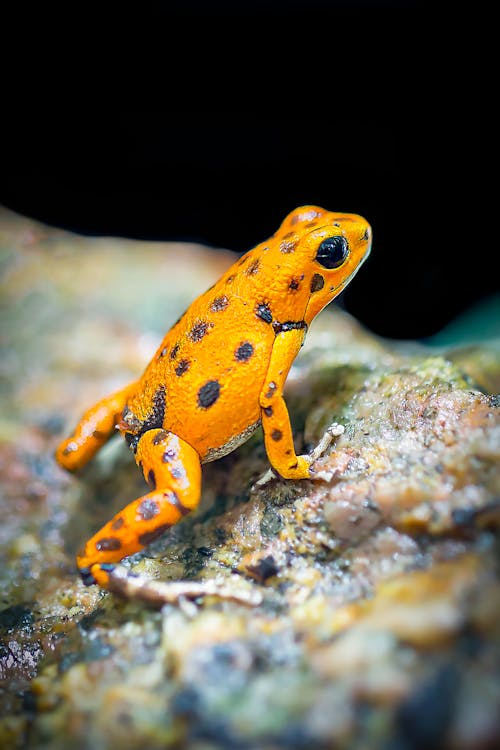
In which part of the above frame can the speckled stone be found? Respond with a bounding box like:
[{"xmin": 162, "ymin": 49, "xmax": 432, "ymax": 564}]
[{"xmin": 1, "ymin": 208, "xmax": 499, "ymax": 750}]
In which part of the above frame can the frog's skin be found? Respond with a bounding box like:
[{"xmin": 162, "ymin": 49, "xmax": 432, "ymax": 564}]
[{"xmin": 56, "ymin": 206, "xmax": 372, "ymax": 591}]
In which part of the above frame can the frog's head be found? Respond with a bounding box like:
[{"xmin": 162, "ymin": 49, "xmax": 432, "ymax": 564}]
[{"xmin": 276, "ymin": 205, "xmax": 372, "ymax": 325}]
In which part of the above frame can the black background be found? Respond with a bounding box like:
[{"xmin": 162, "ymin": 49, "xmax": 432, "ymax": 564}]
[{"xmin": 2, "ymin": 1, "xmax": 495, "ymax": 340}]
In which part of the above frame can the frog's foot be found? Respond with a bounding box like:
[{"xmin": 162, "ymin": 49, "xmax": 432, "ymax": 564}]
[
  {"xmin": 252, "ymin": 422, "xmax": 344, "ymax": 490},
  {"xmin": 76, "ymin": 428, "xmax": 202, "ymax": 595},
  {"xmin": 309, "ymin": 422, "xmax": 345, "ymax": 462},
  {"xmin": 308, "ymin": 422, "xmax": 345, "ymax": 481},
  {"xmin": 79, "ymin": 562, "xmax": 116, "ymax": 588},
  {"xmin": 88, "ymin": 564, "xmax": 262, "ymax": 608},
  {"xmin": 55, "ymin": 382, "xmax": 136, "ymax": 471}
]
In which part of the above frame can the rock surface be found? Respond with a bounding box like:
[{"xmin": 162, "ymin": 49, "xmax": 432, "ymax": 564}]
[{"xmin": 1, "ymin": 208, "xmax": 499, "ymax": 749}]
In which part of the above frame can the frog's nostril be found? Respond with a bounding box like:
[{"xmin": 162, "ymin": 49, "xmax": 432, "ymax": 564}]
[{"xmin": 362, "ymin": 227, "xmax": 371, "ymax": 242}]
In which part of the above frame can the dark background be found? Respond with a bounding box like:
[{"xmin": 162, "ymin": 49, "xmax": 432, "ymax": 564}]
[{"xmin": 2, "ymin": 1, "xmax": 495, "ymax": 340}]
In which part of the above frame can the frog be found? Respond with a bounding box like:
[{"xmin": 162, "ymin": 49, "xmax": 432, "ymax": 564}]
[{"xmin": 56, "ymin": 205, "xmax": 372, "ymax": 596}]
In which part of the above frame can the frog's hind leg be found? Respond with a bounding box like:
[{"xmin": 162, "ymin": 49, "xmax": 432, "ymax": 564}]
[
  {"xmin": 76, "ymin": 428, "xmax": 201, "ymax": 589},
  {"xmin": 56, "ymin": 382, "xmax": 137, "ymax": 472}
]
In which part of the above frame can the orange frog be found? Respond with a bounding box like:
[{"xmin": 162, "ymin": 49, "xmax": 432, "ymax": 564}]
[{"xmin": 56, "ymin": 205, "xmax": 371, "ymax": 595}]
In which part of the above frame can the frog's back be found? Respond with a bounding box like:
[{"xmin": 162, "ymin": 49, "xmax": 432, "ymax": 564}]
[{"xmin": 128, "ymin": 247, "xmax": 279, "ymax": 461}]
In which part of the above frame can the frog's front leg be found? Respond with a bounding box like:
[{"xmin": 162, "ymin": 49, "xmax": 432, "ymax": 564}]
[
  {"xmin": 77, "ymin": 428, "xmax": 201, "ymax": 589},
  {"xmin": 56, "ymin": 382, "xmax": 137, "ymax": 472},
  {"xmin": 258, "ymin": 326, "xmax": 313, "ymax": 480}
]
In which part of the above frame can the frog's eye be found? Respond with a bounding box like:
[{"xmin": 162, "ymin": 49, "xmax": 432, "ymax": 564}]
[{"xmin": 315, "ymin": 236, "xmax": 349, "ymax": 269}]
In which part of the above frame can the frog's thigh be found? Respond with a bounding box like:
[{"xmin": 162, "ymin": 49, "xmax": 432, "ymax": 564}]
[
  {"xmin": 259, "ymin": 328, "xmax": 310, "ymax": 480},
  {"xmin": 56, "ymin": 382, "xmax": 137, "ymax": 471},
  {"xmin": 77, "ymin": 428, "xmax": 202, "ymax": 588}
]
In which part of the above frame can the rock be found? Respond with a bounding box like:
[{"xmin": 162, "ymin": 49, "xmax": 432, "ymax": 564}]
[{"xmin": 1, "ymin": 208, "xmax": 499, "ymax": 749}]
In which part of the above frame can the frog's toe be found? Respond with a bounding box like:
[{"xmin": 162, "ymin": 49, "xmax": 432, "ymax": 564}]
[
  {"xmin": 79, "ymin": 566, "xmax": 97, "ymax": 586},
  {"xmin": 308, "ymin": 422, "xmax": 345, "ymax": 463},
  {"xmin": 251, "ymin": 466, "xmax": 282, "ymax": 491},
  {"xmin": 79, "ymin": 563, "xmax": 116, "ymax": 587},
  {"xmin": 307, "ymin": 422, "xmax": 345, "ymax": 482}
]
